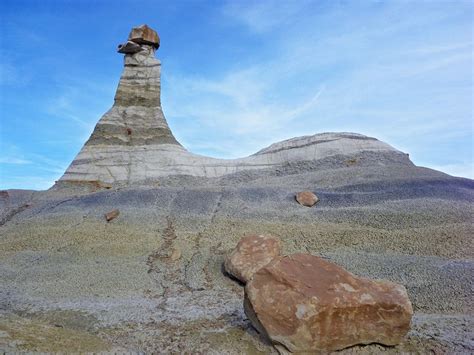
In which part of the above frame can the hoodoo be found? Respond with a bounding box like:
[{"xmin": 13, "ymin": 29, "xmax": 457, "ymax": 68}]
[
  {"xmin": 1, "ymin": 23, "xmax": 473, "ymax": 354},
  {"xmin": 58, "ymin": 25, "xmax": 410, "ymax": 187}
]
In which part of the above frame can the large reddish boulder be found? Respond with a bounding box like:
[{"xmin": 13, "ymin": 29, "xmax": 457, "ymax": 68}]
[
  {"xmin": 224, "ymin": 234, "xmax": 281, "ymax": 284},
  {"xmin": 244, "ymin": 254, "xmax": 413, "ymax": 352}
]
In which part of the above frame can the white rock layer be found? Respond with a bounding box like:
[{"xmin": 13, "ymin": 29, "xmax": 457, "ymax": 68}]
[{"xmin": 59, "ymin": 45, "xmax": 404, "ymax": 185}]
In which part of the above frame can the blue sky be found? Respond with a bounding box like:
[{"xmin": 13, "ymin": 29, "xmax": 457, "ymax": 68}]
[{"xmin": 1, "ymin": 0, "xmax": 472, "ymax": 190}]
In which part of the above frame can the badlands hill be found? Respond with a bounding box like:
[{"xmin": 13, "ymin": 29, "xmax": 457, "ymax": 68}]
[{"xmin": 1, "ymin": 25, "xmax": 473, "ymax": 353}]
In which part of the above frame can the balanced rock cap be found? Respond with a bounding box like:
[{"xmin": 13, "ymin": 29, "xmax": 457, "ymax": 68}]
[{"xmin": 128, "ymin": 24, "xmax": 160, "ymax": 49}]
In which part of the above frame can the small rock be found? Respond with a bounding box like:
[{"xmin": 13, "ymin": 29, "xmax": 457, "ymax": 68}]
[
  {"xmin": 224, "ymin": 234, "xmax": 281, "ymax": 284},
  {"xmin": 295, "ymin": 191, "xmax": 319, "ymax": 207},
  {"xmin": 170, "ymin": 248, "xmax": 181, "ymax": 261},
  {"xmin": 105, "ymin": 209, "xmax": 120, "ymax": 222},
  {"xmin": 244, "ymin": 253, "xmax": 413, "ymax": 353}
]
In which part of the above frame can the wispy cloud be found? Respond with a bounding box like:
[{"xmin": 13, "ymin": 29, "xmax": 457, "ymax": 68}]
[
  {"xmin": 165, "ymin": 66, "xmax": 325, "ymax": 156},
  {"xmin": 46, "ymin": 89, "xmax": 92, "ymax": 128},
  {"xmin": 0, "ymin": 145, "xmax": 67, "ymax": 190},
  {"xmin": 0, "ymin": 157, "xmax": 32, "ymax": 165},
  {"xmin": 221, "ymin": 0, "xmax": 318, "ymax": 34},
  {"xmin": 162, "ymin": 0, "xmax": 472, "ymax": 175}
]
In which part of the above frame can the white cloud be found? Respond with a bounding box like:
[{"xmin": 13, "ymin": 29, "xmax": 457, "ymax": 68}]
[
  {"xmin": 45, "ymin": 87, "xmax": 94, "ymax": 128},
  {"xmin": 165, "ymin": 67, "xmax": 325, "ymax": 156},
  {"xmin": 0, "ymin": 157, "xmax": 32, "ymax": 165},
  {"xmin": 221, "ymin": 0, "xmax": 313, "ymax": 34}
]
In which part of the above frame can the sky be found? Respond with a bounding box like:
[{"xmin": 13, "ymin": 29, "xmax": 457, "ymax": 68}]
[{"xmin": 0, "ymin": 0, "xmax": 473, "ymax": 190}]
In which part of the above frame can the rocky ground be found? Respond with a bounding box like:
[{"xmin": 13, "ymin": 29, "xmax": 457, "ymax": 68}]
[{"xmin": 1, "ymin": 151, "xmax": 473, "ymax": 353}]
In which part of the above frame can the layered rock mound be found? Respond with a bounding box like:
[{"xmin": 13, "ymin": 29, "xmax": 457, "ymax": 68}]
[{"xmin": 58, "ymin": 25, "xmax": 409, "ymax": 187}]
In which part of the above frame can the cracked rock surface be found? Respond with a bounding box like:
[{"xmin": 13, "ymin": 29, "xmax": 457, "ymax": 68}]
[{"xmin": 244, "ymin": 253, "xmax": 413, "ymax": 352}]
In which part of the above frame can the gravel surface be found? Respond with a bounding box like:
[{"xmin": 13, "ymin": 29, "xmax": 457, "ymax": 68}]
[{"xmin": 0, "ymin": 158, "xmax": 473, "ymax": 353}]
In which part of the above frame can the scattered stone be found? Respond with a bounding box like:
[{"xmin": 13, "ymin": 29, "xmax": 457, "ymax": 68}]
[
  {"xmin": 117, "ymin": 40, "xmax": 143, "ymax": 54},
  {"xmin": 244, "ymin": 253, "xmax": 413, "ymax": 353},
  {"xmin": 224, "ymin": 234, "xmax": 281, "ymax": 284},
  {"xmin": 128, "ymin": 24, "xmax": 160, "ymax": 49},
  {"xmin": 105, "ymin": 209, "xmax": 120, "ymax": 222},
  {"xmin": 295, "ymin": 191, "xmax": 319, "ymax": 207},
  {"xmin": 170, "ymin": 248, "xmax": 181, "ymax": 261}
]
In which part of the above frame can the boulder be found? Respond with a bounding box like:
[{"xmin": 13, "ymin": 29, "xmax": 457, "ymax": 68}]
[
  {"xmin": 224, "ymin": 234, "xmax": 281, "ymax": 283},
  {"xmin": 295, "ymin": 191, "xmax": 319, "ymax": 207},
  {"xmin": 105, "ymin": 209, "xmax": 120, "ymax": 222},
  {"xmin": 128, "ymin": 24, "xmax": 160, "ymax": 49},
  {"xmin": 244, "ymin": 253, "xmax": 413, "ymax": 353}
]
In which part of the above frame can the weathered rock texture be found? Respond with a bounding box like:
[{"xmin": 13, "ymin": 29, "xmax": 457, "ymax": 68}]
[
  {"xmin": 244, "ymin": 253, "xmax": 413, "ymax": 353},
  {"xmin": 128, "ymin": 24, "xmax": 160, "ymax": 48},
  {"xmin": 295, "ymin": 191, "xmax": 319, "ymax": 207},
  {"xmin": 117, "ymin": 41, "xmax": 143, "ymax": 54},
  {"xmin": 57, "ymin": 25, "xmax": 410, "ymax": 187},
  {"xmin": 224, "ymin": 234, "xmax": 281, "ymax": 283}
]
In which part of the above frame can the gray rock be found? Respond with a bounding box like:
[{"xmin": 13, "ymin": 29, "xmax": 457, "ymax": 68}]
[{"xmin": 117, "ymin": 41, "xmax": 143, "ymax": 54}]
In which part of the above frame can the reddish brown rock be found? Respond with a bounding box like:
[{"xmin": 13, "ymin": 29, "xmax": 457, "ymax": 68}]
[
  {"xmin": 244, "ymin": 253, "xmax": 413, "ymax": 353},
  {"xmin": 224, "ymin": 234, "xmax": 281, "ymax": 284},
  {"xmin": 128, "ymin": 24, "xmax": 160, "ymax": 49},
  {"xmin": 104, "ymin": 209, "xmax": 120, "ymax": 222},
  {"xmin": 295, "ymin": 191, "xmax": 319, "ymax": 207}
]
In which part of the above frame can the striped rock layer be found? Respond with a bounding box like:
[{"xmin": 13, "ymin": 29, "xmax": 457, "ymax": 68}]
[{"xmin": 59, "ymin": 44, "xmax": 408, "ymax": 186}]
